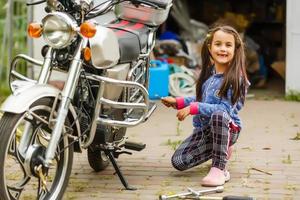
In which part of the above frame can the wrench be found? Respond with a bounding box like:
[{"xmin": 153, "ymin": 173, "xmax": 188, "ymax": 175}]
[
  {"xmin": 159, "ymin": 186, "xmax": 224, "ymax": 200},
  {"xmin": 188, "ymin": 187, "xmax": 224, "ymax": 196}
]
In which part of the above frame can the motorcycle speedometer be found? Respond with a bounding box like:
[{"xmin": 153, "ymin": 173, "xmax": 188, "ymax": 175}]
[{"xmin": 42, "ymin": 12, "xmax": 78, "ymax": 49}]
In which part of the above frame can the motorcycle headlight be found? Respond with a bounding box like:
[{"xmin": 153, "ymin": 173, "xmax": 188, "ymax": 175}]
[{"xmin": 42, "ymin": 12, "xmax": 77, "ymax": 49}]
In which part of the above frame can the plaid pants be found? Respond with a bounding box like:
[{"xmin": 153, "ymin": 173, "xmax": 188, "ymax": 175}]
[{"xmin": 171, "ymin": 111, "xmax": 240, "ymax": 171}]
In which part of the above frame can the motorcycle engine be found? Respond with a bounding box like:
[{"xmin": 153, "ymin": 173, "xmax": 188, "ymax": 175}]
[
  {"xmin": 73, "ymin": 77, "xmax": 127, "ymax": 145},
  {"xmin": 73, "ymin": 78, "xmax": 94, "ymax": 133}
]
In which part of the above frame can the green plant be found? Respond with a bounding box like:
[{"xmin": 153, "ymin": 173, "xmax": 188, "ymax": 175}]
[
  {"xmin": 176, "ymin": 121, "xmax": 183, "ymax": 136},
  {"xmin": 285, "ymin": 90, "xmax": 300, "ymax": 102},
  {"xmin": 282, "ymin": 154, "xmax": 292, "ymax": 164},
  {"xmin": 290, "ymin": 132, "xmax": 300, "ymax": 140},
  {"xmin": 164, "ymin": 139, "xmax": 182, "ymax": 150}
]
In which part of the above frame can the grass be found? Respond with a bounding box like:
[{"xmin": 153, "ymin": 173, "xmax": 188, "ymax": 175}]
[
  {"xmin": 290, "ymin": 132, "xmax": 300, "ymax": 141},
  {"xmin": 285, "ymin": 90, "xmax": 300, "ymax": 102},
  {"xmin": 68, "ymin": 179, "xmax": 88, "ymax": 192},
  {"xmin": 176, "ymin": 121, "xmax": 183, "ymax": 136},
  {"xmin": 164, "ymin": 139, "xmax": 182, "ymax": 150},
  {"xmin": 282, "ymin": 154, "xmax": 292, "ymax": 164},
  {"xmin": 284, "ymin": 183, "xmax": 297, "ymax": 191}
]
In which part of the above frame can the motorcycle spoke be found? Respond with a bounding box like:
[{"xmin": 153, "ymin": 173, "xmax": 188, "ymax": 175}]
[
  {"xmin": 28, "ymin": 111, "xmax": 50, "ymax": 127},
  {"xmin": 24, "ymin": 115, "xmax": 36, "ymax": 125},
  {"xmin": 8, "ymin": 135, "xmax": 28, "ymax": 174},
  {"xmin": 7, "ymin": 185, "xmax": 24, "ymax": 200},
  {"xmin": 8, "ymin": 137, "xmax": 25, "ymax": 170},
  {"xmin": 16, "ymin": 151, "xmax": 28, "ymax": 179},
  {"xmin": 6, "ymin": 169, "xmax": 31, "ymax": 199},
  {"xmin": 6, "ymin": 173, "xmax": 31, "ymax": 195},
  {"xmin": 5, "ymin": 137, "xmax": 33, "ymax": 199},
  {"xmin": 18, "ymin": 175, "xmax": 31, "ymax": 189},
  {"xmin": 53, "ymin": 144, "xmax": 61, "ymax": 163},
  {"xmin": 8, "ymin": 135, "xmax": 17, "ymax": 156}
]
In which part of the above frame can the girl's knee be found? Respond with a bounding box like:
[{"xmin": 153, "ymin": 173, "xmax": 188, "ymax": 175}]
[{"xmin": 171, "ymin": 154, "xmax": 187, "ymax": 171}]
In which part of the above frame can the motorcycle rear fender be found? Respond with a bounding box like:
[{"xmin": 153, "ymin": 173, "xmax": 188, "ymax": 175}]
[{"xmin": 1, "ymin": 84, "xmax": 82, "ymax": 152}]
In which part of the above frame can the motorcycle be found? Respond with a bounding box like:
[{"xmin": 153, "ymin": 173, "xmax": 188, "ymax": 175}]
[{"xmin": 0, "ymin": 0, "xmax": 172, "ymax": 199}]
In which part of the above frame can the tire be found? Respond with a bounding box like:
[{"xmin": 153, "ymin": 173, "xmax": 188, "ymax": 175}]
[
  {"xmin": 87, "ymin": 147, "xmax": 109, "ymax": 172},
  {"xmin": 0, "ymin": 98, "xmax": 74, "ymax": 200},
  {"xmin": 87, "ymin": 100, "xmax": 127, "ymax": 172}
]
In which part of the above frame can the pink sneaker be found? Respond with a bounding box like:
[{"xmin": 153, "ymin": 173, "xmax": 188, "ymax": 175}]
[
  {"xmin": 201, "ymin": 167, "xmax": 226, "ymax": 187},
  {"xmin": 224, "ymin": 170, "xmax": 230, "ymax": 182}
]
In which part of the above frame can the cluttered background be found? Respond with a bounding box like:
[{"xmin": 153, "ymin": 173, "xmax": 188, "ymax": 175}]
[{"xmin": 148, "ymin": 0, "xmax": 286, "ymax": 100}]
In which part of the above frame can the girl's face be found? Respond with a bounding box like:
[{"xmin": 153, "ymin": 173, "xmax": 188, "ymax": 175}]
[{"xmin": 209, "ymin": 30, "xmax": 235, "ymax": 67}]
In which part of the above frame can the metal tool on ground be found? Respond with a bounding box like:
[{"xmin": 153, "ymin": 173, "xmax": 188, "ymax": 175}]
[
  {"xmin": 159, "ymin": 186, "xmax": 224, "ymax": 200},
  {"xmin": 159, "ymin": 186, "xmax": 255, "ymax": 200}
]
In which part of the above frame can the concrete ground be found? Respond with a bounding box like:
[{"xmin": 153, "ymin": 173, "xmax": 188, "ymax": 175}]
[{"xmin": 64, "ymin": 99, "xmax": 300, "ymax": 200}]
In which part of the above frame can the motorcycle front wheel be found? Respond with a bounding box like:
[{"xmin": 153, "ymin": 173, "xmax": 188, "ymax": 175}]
[{"xmin": 0, "ymin": 98, "xmax": 74, "ymax": 200}]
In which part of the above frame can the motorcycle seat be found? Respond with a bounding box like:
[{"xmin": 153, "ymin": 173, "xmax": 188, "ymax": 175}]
[{"xmin": 106, "ymin": 20, "xmax": 150, "ymax": 63}]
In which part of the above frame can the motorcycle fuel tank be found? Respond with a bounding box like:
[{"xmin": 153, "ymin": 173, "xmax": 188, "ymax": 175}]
[{"xmin": 89, "ymin": 25, "xmax": 120, "ymax": 69}]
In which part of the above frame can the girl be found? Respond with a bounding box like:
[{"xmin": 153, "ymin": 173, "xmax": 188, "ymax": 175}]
[{"xmin": 161, "ymin": 25, "xmax": 249, "ymax": 187}]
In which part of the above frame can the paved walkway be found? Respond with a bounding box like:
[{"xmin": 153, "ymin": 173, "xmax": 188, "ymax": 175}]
[{"xmin": 64, "ymin": 99, "xmax": 300, "ymax": 200}]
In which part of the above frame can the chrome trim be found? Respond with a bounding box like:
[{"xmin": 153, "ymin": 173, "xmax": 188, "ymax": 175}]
[
  {"xmin": 139, "ymin": 41, "xmax": 155, "ymax": 57},
  {"xmin": 127, "ymin": 60, "xmax": 144, "ymax": 81},
  {"xmin": 42, "ymin": 12, "xmax": 78, "ymax": 49},
  {"xmin": 129, "ymin": 88, "xmax": 140, "ymax": 102},
  {"xmin": 139, "ymin": 30, "xmax": 156, "ymax": 57},
  {"xmin": 62, "ymin": 39, "xmax": 87, "ymax": 98},
  {"xmin": 115, "ymin": 1, "xmax": 172, "ymax": 26},
  {"xmin": 145, "ymin": 102, "xmax": 157, "ymax": 121},
  {"xmin": 86, "ymin": 74, "xmax": 149, "ymax": 128},
  {"xmin": 9, "ymin": 48, "xmax": 53, "ymax": 93},
  {"xmin": 126, "ymin": 95, "xmax": 144, "ymax": 117},
  {"xmin": 82, "ymin": 78, "xmax": 105, "ymax": 148},
  {"xmin": 38, "ymin": 47, "xmax": 53, "ymax": 84},
  {"xmin": 44, "ymin": 38, "xmax": 87, "ymax": 166},
  {"xmin": 100, "ymin": 98, "xmax": 147, "ymax": 110},
  {"xmin": 9, "ymin": 54, "xmax": 42, "ymax": 92},
  {"xmin": 18, "ymin": 120, "xmax": 33, "ymax": 158},
  {"xmin": 24, "ymin": 145, "xmax": 38, "ymax": 177}
]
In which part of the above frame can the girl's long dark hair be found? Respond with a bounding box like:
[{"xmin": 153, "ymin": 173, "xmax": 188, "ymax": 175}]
[{"xmin": 196, "ymin": 25, "xmax": 249, "ymax": 104}]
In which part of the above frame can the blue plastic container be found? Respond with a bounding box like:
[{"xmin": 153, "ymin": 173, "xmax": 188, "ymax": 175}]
[{"xmin": 148, "ymin": 60, "xmax": 169, "ymax": 99}]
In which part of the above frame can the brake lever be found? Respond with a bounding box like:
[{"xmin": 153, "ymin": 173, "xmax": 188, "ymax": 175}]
[{"xmin": 26, "ymin": 0, "xmax": 46, "ymax": 6}]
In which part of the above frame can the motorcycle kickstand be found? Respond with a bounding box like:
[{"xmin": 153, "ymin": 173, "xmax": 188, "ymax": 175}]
[{"xmin": 105, "ymin": 150, "xmax": 137, "ymax": 190}]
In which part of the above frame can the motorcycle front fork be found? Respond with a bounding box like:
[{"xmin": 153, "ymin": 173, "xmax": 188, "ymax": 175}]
[{"xmin": 28, "ymin": 38, "xmax": 88, "ymax": 167}]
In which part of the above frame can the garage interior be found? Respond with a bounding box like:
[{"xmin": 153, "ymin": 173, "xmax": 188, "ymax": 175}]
[{"xmin": 160, "ymin": 0, "xmax": 286, "ymax": 99}]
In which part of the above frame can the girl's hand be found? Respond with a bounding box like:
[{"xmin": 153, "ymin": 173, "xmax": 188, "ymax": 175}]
[
  {"xmin": 161, "ymin": 97, "xmax": 177, "ymax": 109},
  {"xmin": 177, "ymin": 106, "xmax": 190, "ymax": 121}
]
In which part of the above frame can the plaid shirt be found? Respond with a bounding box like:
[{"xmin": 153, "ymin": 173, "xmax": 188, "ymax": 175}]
[{"xmin": 176, "ymin": 73, "xmax": 245, "ymax": 129}]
